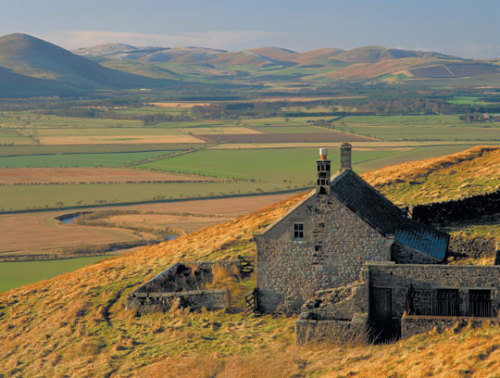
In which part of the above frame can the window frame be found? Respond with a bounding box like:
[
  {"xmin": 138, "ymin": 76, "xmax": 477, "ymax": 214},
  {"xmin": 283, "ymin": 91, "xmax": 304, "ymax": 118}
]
[{"xmin": 293, "ymin": 222, "xmax": 304, "ymax": 241}]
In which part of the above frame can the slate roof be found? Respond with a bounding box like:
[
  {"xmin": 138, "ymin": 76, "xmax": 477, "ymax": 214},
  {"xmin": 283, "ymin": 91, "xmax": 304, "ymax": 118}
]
[{"xmin": 330, "ymin": 170, "xmax": 448, "ymax": 260}]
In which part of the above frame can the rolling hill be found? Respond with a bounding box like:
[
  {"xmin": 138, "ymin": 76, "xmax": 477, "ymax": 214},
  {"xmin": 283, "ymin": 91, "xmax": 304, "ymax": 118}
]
[
  {"xmin": 0, "ymin": 33, "xmax": 174, "ymax": 96},
  {"xmin": 78, "ymin": 42, "xmax": 500, "ymax": 85},
  {"xmin": 0, "ymin": 146, "xmax": 498, "ymax": 376},
  {"xmin": 1, "ymin": 33, "xmax": 499, "ymax": 97}
]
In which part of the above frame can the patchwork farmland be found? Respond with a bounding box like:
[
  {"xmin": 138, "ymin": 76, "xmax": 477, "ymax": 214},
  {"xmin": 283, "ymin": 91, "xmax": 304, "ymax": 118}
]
[{"xmin": 0, "ymin": 98, "xmax": 499, "ymax": 290}]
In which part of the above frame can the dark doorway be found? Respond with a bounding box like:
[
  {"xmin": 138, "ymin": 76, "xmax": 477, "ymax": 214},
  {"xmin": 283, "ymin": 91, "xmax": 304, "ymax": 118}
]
[
  {"xmin": 469, "ymin": 290, "xmax": 492, "ymax": 317},
  {"xmin": 370, "ymin": 287, "xmax": 396, "ymax": 342}
]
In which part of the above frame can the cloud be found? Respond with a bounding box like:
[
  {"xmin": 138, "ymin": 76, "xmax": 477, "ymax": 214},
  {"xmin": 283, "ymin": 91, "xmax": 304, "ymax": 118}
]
[{"xmin": 40, "ymin": 30, "xmax": 286, "ymax": 50}]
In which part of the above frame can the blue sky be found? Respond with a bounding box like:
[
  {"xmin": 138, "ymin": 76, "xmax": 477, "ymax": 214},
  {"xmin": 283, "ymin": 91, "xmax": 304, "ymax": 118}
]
[{"xmin": 1, "ymin": 0, "xmax": 499, "ymax": 58}]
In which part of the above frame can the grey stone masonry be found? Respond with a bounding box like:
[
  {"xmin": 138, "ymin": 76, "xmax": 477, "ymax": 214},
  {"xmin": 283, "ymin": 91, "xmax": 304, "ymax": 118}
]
[
  {"xmin": 391, "ymin": 242, "xmax": 441, "ymax": 264},
  {"xmin": 296, "ymin": 313, "xmax": 368, "ymax": 345},
  {"xmin": 340, "ymin": 142, "xmax": 352, "ymax": 171},
  {"xmin": 256, "ymin": 192, "xmax": 392, "ymax": 313}
]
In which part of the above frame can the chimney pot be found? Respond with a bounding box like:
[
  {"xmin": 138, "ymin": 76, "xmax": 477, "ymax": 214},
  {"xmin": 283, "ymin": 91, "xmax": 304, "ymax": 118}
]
[{"xmin": 316, "ymin": 147, "xmax": 331, "ymax": 195}]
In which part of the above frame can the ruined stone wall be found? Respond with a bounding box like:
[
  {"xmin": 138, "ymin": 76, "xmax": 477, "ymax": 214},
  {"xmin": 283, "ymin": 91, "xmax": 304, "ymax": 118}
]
[
  {"xmin": 299, "ymin": 279, "xmax": 369, "ymax": 321},
  {"xmin": 256, "ymin": 193, "xmax": 392, "ymax": 313},
  {"xmin": 367, "ymin": 263, "xmax": 500, "ymax": 318},
  {"xmin": 412, "ymin": 189, "xmax": 500, "ymax": 226},
  {"xmin": 127, "ymin": 289, "xmax": 227, "ymax": 314},
  {"xmin": 133, "ymin": 261, "xmax": 241, "ymax": 294},
  {"xmin": 401, "ymin": 313, "xmax": 499, "ymax": 339},
  {"xmin": 127, "ymin": 260, "xmax": 242, "ymax": 314}
]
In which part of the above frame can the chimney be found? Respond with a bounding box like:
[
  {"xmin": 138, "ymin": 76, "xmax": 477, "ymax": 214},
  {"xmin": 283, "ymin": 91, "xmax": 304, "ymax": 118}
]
[
  {"xmin": 316, "ymin": 148, "xmax": 331, "ymax": 195},
  {"xmin": 340, "ymin": 142, "xmax": 352, "ymax": 171}
]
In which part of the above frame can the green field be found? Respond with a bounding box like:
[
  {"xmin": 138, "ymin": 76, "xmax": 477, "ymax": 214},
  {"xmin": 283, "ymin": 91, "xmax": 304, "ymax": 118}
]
[
  {"xmin": 447, "ymin": 96, "xmax": 495, "ymax": 106},
  {"xmin": 332, "ymin": 115, "xmax": 500, "ymax": 141},
  {"xmin": 0, "ymin": 255, "xmax": 114, "ymax": 292},
  {"xmin": 140, "ymin": 148, "xmax": 397, "ymax": 181},
  {"xmin": 0, "ymin": 182, "xmax": 294, "ymax": 212},
  {"xmin": 0, "ymin": 112, "xmax": 142, "ymax": 128},
  {"xmin": 0, "ymin": 151, "xmax": 175, "ymax": 168}
]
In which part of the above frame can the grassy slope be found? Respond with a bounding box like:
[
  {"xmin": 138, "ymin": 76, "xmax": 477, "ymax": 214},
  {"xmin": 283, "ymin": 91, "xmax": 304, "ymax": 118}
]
[
  {"xmin": 0, "ymin": 146, "xmax": 499, "ymax": 377},
  {"xmin": 364, "ymin": 145, "xmax": 500, "ymax": 205}
]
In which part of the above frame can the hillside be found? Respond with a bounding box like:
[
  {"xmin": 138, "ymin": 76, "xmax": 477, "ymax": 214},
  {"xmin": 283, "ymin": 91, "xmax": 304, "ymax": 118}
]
[
  {"xmin": 0, "ymin": 146, "xmax": 499, "ymax": 377},
  {"xmin": 0, "ymin": 33, "xmax": 173, "ymax": 95},
  {"xmin": 0, "ymin": 65, "xmax": 78, "ymax": 97},
  {"xmin": 364, "ymin": 146, "xmax": 500, "ymax": 205}
]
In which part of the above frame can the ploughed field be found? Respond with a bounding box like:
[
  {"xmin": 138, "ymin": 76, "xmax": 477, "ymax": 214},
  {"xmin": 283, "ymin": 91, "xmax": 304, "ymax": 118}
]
[{"xmin": 0, "ymin": 146, "xmax": 499, "ymax": 376}]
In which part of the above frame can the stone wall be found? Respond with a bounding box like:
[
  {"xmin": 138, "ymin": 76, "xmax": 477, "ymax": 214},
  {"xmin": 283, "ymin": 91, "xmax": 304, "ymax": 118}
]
[
  {"xmin": 412, "ymin": 189, "xmax": 500, "ymax": 226},
  {"xmin": 448, "ymin": 235, "xmax": 498, "ymax": 259},
  {"xmin": 367, "ymin": 263, "xmax": 500, "ymax": 318},
  {"xmin": 401, "ymin": 313, "xmax": 499, "ymax": 339},
  {"xmin": 127, "ymin": 260, "xmax": 243, "ymax": 314},
  {"xmin": 256, "ymin": 193, "xmax": 392, "ymax": 313},
  {"xmin": 296, "ymin": 314, "xmax": 368, "ymax": 345}
]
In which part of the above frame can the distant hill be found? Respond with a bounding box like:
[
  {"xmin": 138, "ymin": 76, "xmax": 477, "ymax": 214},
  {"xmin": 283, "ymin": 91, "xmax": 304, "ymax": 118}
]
[
  {"xmin": 77, "ymin": 41, "xmax": 500, "ymax": 85},
  {"xmin": 0, "ymin": 146, "xmax": 498, "ymax": 376},
  {"xmin": 0, "ymin": 33, "xmax": 174, "ymax": 96},
  {"xmin": 1, "ymin": 33, "xmax": 499, "ymax": 97},
  {"xmin": 332, "ymin": 45, "xmax": 457, "ymax": 64}
]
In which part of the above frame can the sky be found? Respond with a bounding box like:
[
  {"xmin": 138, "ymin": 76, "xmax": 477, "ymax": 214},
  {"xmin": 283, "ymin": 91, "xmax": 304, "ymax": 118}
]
[{"xmin": 0, "ymin": 0, "xmax": 499, "ymax": 59}]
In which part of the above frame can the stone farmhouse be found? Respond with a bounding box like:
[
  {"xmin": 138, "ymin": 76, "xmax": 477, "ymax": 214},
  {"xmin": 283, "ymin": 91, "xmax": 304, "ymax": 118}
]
[{"xmin": 254, "ymin": 144, "xmax": 499, "ymax": 342}]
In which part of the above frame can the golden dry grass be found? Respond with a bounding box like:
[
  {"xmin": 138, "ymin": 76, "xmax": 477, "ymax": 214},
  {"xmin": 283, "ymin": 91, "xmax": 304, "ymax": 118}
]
[{"xmin": 362, "ymin": 145, "xmax": 500, "ymax": 204}]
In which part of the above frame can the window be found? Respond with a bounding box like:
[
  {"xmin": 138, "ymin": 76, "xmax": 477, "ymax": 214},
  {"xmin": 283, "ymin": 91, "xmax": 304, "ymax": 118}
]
[
  {"xmin": 293, "ymin": 223, "xmax": 304, "ymax": 241},
  {"xmin": 469, "ymin": 290, "xmax": 491, "ymax": 317},
  {"xmin": 435, "ymin": 289, "xmax": 459, "ymax": 316}
]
